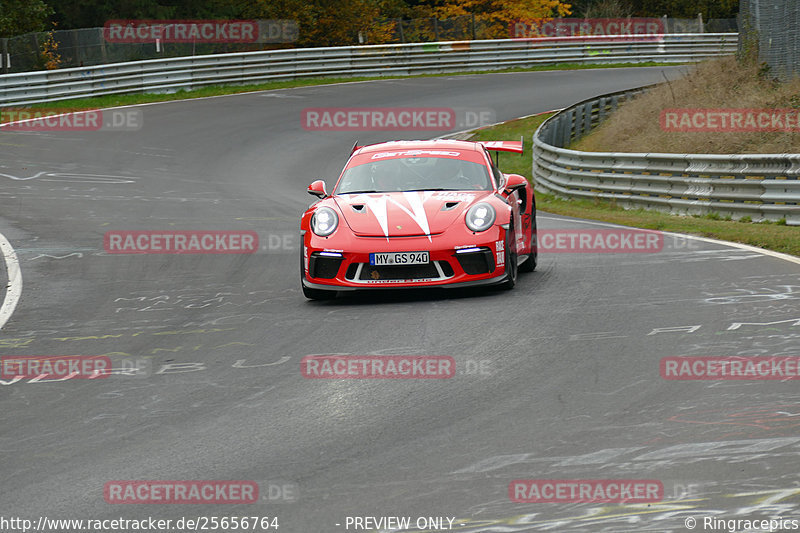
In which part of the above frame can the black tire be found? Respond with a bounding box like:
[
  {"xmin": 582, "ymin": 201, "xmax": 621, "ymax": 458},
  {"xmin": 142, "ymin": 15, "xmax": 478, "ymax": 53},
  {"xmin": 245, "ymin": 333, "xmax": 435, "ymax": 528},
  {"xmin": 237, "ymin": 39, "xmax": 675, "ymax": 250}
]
[
  {"xmin": 519, "ymin": 199, "xmax": 537, "ymax": 273},
  {"xmin": 300, "ymin": 253, "xmax": 337, "ymax": 300},
  {"xmin": 499, "ymin": 223, "xmax": 518, "ymax": 290}
]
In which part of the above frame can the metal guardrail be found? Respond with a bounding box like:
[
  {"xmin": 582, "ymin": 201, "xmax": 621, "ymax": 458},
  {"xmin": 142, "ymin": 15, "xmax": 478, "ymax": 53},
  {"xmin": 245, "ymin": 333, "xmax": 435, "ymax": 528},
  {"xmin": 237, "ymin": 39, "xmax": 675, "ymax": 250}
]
[
  {"xmin": 0, "ymin": 33, "xmax": 736, "ymax": 106},
  {"xmin": 532, "ymin": 86, "xmax": 800, "ymax": 225}
]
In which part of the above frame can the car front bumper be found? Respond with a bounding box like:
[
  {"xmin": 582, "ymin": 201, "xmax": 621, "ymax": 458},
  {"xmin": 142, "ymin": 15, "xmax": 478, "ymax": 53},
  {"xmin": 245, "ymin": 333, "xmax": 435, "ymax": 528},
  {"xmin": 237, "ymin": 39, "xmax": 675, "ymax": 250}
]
[{"xmin": 302, "ymin": 226, "xmax": 510, "ymax": 291}]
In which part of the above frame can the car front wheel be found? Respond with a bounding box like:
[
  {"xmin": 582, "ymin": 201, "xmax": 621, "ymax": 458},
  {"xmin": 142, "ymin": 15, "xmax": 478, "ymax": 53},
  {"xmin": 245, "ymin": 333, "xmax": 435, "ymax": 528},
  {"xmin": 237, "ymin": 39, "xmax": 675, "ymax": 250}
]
[
  {"xmin": 519, "ymin": 200, "xmax": 537, "ymax": 273},
  {"xmin": 499, "ymin": 224, "xmax": 518, "ymax": 290}
]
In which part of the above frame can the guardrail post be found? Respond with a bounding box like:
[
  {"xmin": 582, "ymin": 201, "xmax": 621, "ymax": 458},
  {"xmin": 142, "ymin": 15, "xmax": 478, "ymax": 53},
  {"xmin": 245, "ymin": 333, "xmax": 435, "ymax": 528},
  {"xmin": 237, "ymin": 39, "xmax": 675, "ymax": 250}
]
[
  {"xmin": 99, "ymin": 28, "xmax": 108, "ymax": 64},
  {"xmin": 563, "ymin": 110, "xmax": 574, "ymax": 146},
  {"xmin": 597, "ymin": 97, "xmax": 607, "ymax": 122},
  {"xmin": 582, "ymin": 102, "xmax": 593, "ymax": 137},
  {"xmin": 1, "ymin": 38, "xmax": 8, "ymax": 74}
]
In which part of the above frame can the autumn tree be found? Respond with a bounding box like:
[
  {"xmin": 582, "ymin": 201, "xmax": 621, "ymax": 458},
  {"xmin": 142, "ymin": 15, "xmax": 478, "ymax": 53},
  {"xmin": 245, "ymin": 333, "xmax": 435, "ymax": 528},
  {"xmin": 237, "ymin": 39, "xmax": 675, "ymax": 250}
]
[
  {"xmin": 242, "ymin": 0, "xmax": 400, "ymax": 46},
  {"xmin": 427, "ymin": 0, "xmax": 572, "ymax": 38}
]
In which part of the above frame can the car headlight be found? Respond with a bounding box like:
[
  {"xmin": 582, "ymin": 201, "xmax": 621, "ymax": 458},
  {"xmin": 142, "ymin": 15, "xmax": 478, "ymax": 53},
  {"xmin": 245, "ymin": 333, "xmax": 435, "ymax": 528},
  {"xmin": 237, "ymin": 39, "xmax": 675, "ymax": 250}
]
[
  {"xmin": 311, "ymin": 207, "xmax": 339, "ymax": 237},
  {"xmin": 465, "ymin": 202, "xmax": 496, "ymax": 232}
]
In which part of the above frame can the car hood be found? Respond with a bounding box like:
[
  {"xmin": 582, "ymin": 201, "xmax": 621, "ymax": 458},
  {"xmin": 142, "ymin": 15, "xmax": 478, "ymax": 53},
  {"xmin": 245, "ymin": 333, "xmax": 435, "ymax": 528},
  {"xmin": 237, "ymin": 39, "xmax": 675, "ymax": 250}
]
[{"xmin": 334, "ymin": 190, "xmax": 486, "ymax": 238}]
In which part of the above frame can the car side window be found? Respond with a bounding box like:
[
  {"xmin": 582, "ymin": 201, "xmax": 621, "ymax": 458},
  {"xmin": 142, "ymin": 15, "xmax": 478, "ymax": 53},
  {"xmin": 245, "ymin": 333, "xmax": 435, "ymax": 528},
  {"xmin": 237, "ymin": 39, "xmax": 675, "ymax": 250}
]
[
  {"xmin": 492, "ymin": 165, "xmax": 503, "ymax": 188},
  {"xmin": 482, "ymin": 148, "xmax": 504, "ymax": 188}
]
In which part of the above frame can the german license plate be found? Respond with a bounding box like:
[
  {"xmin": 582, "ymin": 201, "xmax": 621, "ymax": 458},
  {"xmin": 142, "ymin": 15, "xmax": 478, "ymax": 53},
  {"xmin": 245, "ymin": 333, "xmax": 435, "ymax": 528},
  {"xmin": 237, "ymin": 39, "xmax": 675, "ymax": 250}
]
[{"xmin": 369, "ymin": 251, "xmax": 429, "ymax": 265}]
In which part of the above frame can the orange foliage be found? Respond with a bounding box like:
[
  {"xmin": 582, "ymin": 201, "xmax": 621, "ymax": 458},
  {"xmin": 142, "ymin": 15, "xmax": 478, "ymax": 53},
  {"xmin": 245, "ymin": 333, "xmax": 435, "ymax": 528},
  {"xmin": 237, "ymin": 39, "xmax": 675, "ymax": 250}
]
[
  {"xmin": 243, "ymin": 0, "xmax": 398, "ymax": 46},
  {"xmin": 432, "ymin": 0, "xmax": 571, "ymax": 38},
  {"xmin": 41, "ymin": 23, "xmax": 61, "ymax": 70}
]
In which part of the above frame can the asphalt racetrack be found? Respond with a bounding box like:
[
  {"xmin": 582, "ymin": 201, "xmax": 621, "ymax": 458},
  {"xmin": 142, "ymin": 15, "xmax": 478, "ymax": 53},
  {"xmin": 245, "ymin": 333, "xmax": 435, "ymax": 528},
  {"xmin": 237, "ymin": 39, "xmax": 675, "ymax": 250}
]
[{"xmin": 1, "ymin": 66, "xmax": 800, "ymax": 532}]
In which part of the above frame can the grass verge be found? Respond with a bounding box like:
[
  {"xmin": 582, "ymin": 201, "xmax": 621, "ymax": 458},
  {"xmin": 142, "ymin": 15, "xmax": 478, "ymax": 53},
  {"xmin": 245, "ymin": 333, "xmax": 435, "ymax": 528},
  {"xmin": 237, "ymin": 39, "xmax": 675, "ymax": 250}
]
[
  {"xmin": 12, "ymin": 61, "xmax": 672, "ymax": 111},
  {"xmin": 467, "ymin": 113, "xmax": 800, "ymax": 258},
  {"xmin": 572, "ymin": 56, "xmax": 800, "ymax": 154}
]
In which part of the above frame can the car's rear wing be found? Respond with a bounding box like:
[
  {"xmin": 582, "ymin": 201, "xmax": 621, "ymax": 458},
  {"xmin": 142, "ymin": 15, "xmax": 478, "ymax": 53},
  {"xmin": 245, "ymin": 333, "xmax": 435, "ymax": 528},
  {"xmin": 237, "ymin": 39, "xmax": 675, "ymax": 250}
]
[
  {"xmin": 351, "ymin": 139, "xmax": 524, "ymax": 162},
  {"xmin": 478, "ymin": 138, "xmax": 523, "ymax": 165}
]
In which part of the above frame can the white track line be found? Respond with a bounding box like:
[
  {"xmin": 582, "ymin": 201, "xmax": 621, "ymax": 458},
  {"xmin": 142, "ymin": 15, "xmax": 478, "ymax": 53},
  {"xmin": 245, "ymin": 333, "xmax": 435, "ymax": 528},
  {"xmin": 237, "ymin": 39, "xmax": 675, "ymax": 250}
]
[
  {"xmin": 0, "ymin": 232, "xmax": 22, "ymax": 330},
  {"xmin": 538, "ymin": 214, "xmax": 800, "ymax": 266}
]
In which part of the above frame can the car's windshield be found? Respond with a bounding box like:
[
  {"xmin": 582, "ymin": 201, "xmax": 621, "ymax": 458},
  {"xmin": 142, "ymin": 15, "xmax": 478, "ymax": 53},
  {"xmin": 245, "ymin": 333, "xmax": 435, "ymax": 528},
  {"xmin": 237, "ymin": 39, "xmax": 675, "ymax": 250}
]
[{"xmin": 335, "ymin": 156, "xmax": 492, "ymax": 194}]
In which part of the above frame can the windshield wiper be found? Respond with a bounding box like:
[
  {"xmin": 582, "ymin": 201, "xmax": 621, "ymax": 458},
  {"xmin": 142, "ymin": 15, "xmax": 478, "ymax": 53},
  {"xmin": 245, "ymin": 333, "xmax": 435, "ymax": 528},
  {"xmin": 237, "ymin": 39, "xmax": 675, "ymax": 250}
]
[{"xmin": 338, "ymin": 189, "xmax": 379, "ymax": 194}]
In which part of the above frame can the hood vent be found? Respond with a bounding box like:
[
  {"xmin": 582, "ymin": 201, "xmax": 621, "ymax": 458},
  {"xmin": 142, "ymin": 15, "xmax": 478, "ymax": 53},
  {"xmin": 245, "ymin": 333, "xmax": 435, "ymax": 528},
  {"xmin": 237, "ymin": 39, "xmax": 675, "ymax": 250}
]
[
  {"xmin": 441, "ymin": 201, "xmax": 460, "ymax": 211},
  {"xmin": 351, "ymin": 204, "xmax": 366, "ymax": 213}
]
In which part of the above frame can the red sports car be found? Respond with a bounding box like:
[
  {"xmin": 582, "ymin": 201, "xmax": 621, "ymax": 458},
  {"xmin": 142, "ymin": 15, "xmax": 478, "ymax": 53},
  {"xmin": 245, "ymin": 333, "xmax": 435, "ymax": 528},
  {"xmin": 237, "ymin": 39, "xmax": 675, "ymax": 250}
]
[{"xmin": 300, "ymin": 139, "xmax": 537, "ymax": 299}]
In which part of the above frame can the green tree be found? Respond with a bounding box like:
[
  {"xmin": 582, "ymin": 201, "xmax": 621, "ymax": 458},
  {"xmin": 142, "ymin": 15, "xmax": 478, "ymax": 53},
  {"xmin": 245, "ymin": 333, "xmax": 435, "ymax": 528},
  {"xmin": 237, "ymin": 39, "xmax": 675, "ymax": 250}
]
[
  {"xmin": 48, "ymin": 0, "xmax": 177, "ymax": 29},
  {"xmin": 628, "ymin": 0, "xmax": 737, "ymax": 18},
  {"xmin": 582, "ymin": 0, "xmax": 632, "ymax": 18},
  {"xmin": 566, "ymin": 0, "xmax": 737, "ymax": 18},
  {"xmin": 0, "ymin": 0, "xmax": 54, "ymax": 37}
]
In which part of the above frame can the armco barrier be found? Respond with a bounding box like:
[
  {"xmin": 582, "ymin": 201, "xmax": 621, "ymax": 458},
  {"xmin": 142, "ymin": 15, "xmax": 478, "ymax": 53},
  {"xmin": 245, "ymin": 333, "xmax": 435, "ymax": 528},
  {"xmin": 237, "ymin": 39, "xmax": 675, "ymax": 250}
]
[
  {"xmin": 532, "ymin": 86, "xmax": 800, "ymax": 225},
  {"xmin": 0, "ymin": 33, "xmax": 736, "ymax": 106}
]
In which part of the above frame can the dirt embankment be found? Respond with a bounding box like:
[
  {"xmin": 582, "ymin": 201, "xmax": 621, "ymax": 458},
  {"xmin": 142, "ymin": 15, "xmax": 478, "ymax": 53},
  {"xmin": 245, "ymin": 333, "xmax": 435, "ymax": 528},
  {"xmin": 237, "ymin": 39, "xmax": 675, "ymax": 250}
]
[{"xmin": 572, "ymin": 56, "xmax": 800, "ymax": 154}]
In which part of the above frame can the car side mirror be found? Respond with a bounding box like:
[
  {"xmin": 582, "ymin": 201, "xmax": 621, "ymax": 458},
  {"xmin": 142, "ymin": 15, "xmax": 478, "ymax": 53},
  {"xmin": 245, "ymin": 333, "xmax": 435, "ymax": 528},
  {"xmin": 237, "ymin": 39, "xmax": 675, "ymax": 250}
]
[
  {"xmin": 503, "ymin": 174, "xmax": 527, "ymax": 195},
  {"xmin": 307, "ymin": 180, "xmax": 327, "ymax": 198}
]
